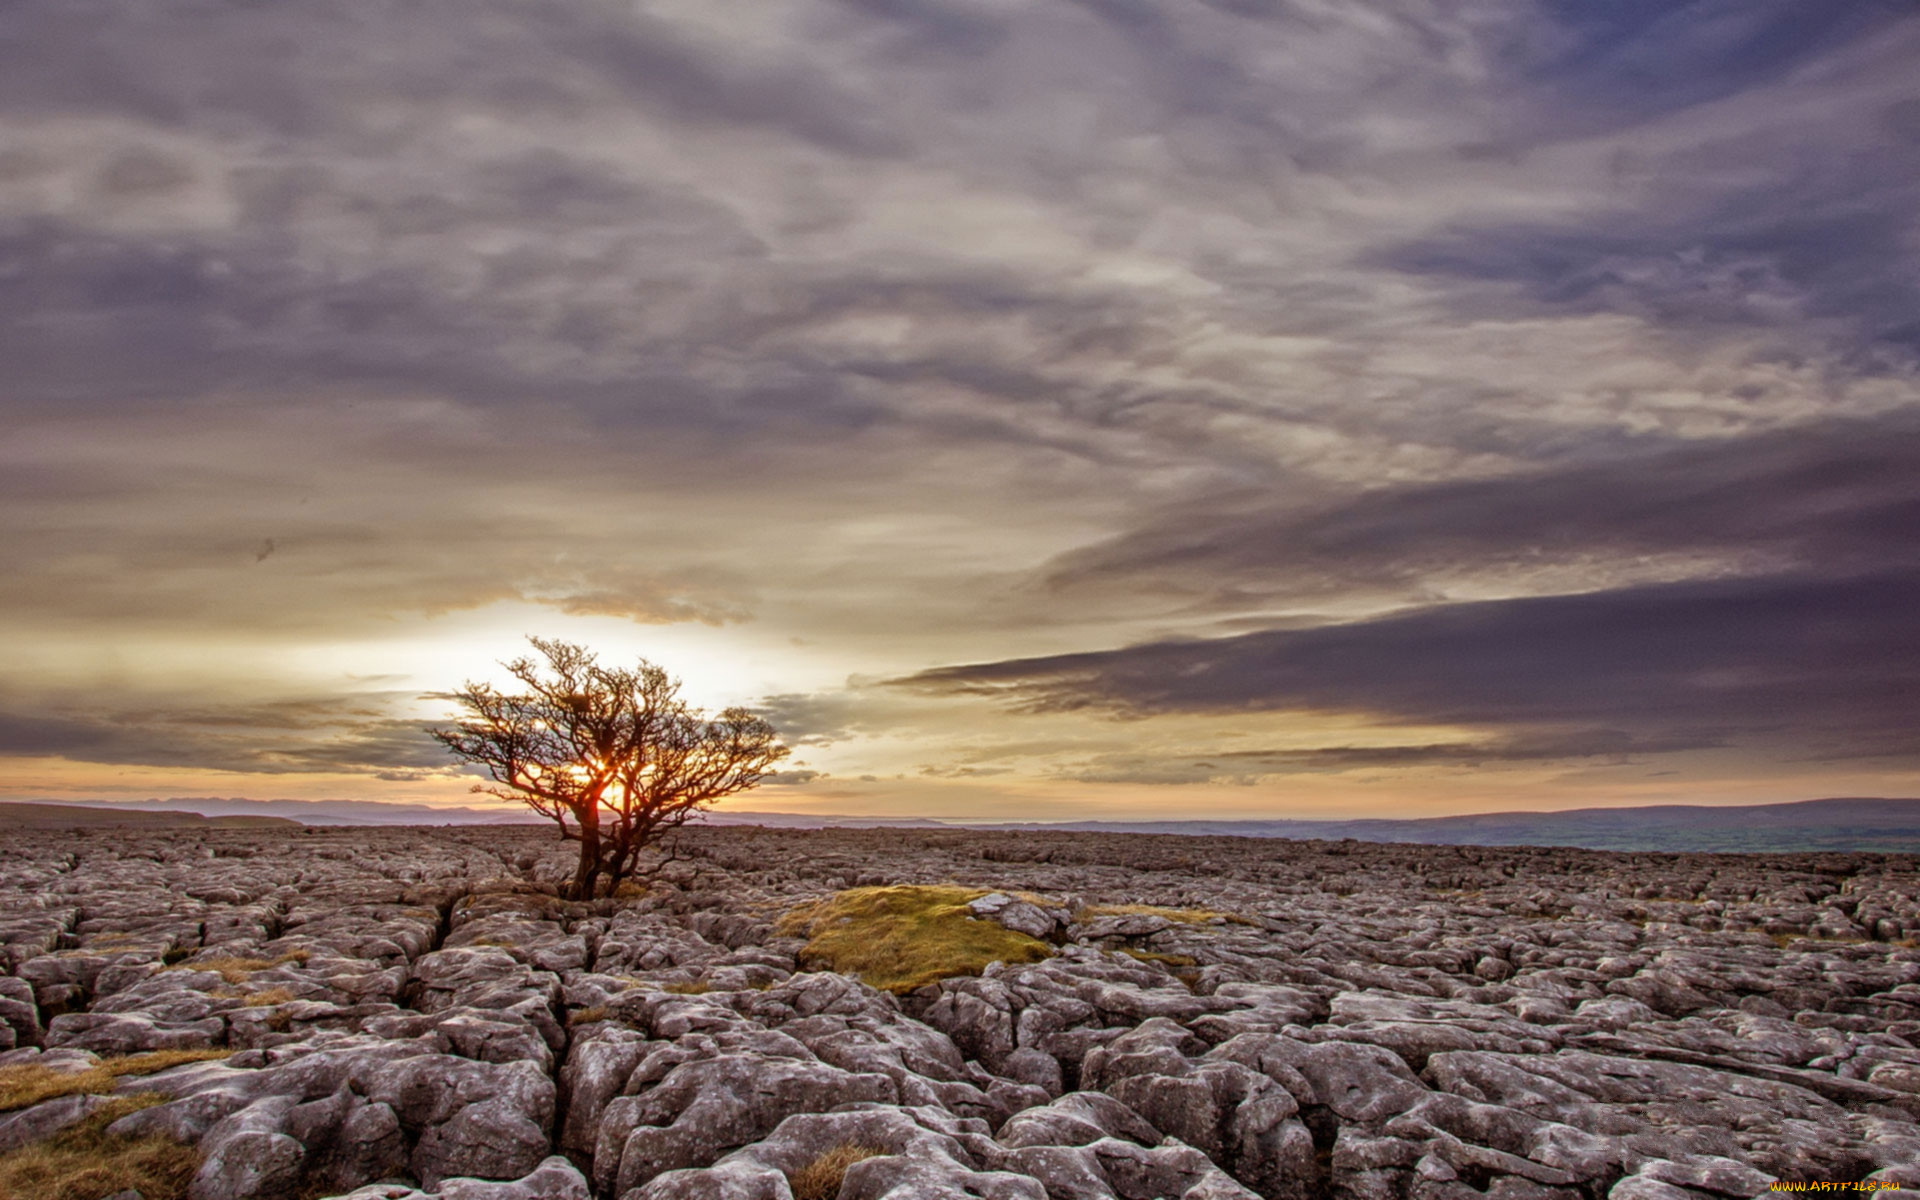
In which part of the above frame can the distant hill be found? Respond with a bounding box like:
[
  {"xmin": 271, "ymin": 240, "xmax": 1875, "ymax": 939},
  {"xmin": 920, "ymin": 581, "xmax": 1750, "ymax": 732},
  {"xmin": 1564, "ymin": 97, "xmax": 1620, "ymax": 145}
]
[
  {"xmin": 705, "ymin": 798, "xmax": 1920, "ymax": 854},
  {"xmin": 0, "ymin": 802, "xmax": 299, "ymax": 830},
  {"xmin": 967, "ymin": 797, "xmax": 1920, "ymax": 854},
  {"xmin": 699, "ymin": 811, "xmax": 951, "ymax": 830}
]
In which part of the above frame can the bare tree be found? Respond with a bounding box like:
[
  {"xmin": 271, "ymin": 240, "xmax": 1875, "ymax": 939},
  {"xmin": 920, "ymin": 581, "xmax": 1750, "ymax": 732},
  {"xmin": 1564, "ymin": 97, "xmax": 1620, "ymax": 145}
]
[{"xmin": 431, "ymin": 638, "xmax": 788, "ymax": 899}]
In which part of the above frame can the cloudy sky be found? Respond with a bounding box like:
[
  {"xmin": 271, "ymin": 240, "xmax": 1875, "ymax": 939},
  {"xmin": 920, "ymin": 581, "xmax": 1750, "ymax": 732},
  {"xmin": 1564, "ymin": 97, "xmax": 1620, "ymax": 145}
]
[{"xmin": 4, "ymin": 0, "xmax": 1918, "ymax": 821}]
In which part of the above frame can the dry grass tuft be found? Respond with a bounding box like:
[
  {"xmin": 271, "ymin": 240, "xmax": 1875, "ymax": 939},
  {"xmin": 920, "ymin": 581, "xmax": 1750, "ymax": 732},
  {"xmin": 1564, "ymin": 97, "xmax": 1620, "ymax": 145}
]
[
  {"xmin": 0, "ymin": 1094, "xmax": 198, "ymax": 1200},
  {"xmin": 0, "ymin": 1050, "xmax": 232, "ymax": 1113},
  {"xmin": 787, "ymin": 1143, "xmax": 886, "ymax": 1200},
  {"xmin": 779, "ymin": 886, "xmax": 1053, "ymax": 994},
  {"xmin": 166, "ymin": 950, "xmax": 309, "ymax": 983},
  {"xmin": 663, "ymin": 980, "xmax": 713, "ymax": 995},
  {"xmin": 242, "ymin": 987, "xmax": 297, "ymax": 1008},
  {"xmin": 167, "ymin": 956, "xmax": 270, "ymax": 983},
  {"xmin": 567, "ymin": 1006, "xmax": 611, "ymax": 1027},
  {"xmin": 1767, "ymin": 931, "xmax": 1868, "ymax": 949},
  {"xmin": 1083, "ymin": 903, "xmax": 1252, "ymax": 926}
]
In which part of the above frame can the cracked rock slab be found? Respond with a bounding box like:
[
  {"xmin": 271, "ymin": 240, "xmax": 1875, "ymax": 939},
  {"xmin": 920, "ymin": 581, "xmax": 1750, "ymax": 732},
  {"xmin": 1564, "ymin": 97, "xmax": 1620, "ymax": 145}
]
[{"xmin": 2, "ymin": 824, "xmax": 1919, "ymax": 1199}]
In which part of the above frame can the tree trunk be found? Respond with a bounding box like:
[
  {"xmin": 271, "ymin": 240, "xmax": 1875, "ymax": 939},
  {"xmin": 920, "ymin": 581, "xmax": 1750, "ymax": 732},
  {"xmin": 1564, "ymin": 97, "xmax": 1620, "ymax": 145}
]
[
  {"xmin": 599, "ymin": 824, "xmax": 637, "ymax": 898},
  {"xmin": 569, "ymin": 804, "xmax": 602, "ymax": 900}
]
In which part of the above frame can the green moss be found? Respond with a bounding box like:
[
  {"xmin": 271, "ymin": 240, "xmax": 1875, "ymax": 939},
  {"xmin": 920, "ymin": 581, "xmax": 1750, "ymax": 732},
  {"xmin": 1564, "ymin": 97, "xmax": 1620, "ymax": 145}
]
[{"xmin": 778, "ymin": 885, "xmax": 1053, "ymax": 994}]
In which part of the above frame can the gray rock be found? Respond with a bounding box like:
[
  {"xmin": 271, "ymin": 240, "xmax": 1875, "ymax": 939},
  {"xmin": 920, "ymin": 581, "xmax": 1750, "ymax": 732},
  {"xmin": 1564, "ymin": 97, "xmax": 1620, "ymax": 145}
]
[
  {"xmin": 997, "ymin": 1092, "xmax": 1162, "ymax": 1150},
  {"xmin": 971, "ymin": 894, "xmax": 1065, "ymax": 941},
  {"xmin": 1638, "ymin": 1156, "xmax": 1775, "ymax": 1197},
  {"xmin": 322, "ymin": 1155, "xmax": 590, "ymax": 1199},
  {"xmin": 598, "ymin": 1053, "xmax": 898, "ymax": 1195}
]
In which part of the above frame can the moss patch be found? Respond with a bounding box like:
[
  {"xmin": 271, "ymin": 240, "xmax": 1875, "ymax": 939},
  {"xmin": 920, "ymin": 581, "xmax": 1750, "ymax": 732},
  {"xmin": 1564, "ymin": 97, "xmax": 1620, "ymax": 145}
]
[
  {"xmin": 0, "ymin": 1050, "xmax": 233, "ymax": 1113},
  {"xmin": 0, "ymin": 1094, "xmax": 198, "ymax": 1200},
  {"xmin": 778, "ymin": 885, "xmax": 1053, "ymax": 994},
  {"xmin": 788, "ymin": 1143, "xmax": 886, "ymax": 1200}
]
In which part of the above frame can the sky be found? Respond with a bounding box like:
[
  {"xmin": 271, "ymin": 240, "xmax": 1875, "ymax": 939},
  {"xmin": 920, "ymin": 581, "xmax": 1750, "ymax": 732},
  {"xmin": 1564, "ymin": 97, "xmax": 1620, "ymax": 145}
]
[{"xmin": 3, "ymin": 0, "xmax": 1918, "ymax": 822}]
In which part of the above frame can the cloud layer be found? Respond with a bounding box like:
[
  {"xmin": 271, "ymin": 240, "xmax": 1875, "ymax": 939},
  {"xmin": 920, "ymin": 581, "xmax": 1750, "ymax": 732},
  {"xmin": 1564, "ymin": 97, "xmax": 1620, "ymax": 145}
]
[
  {"xmin": 904, "ymin": 567, "xmax": 1920, "ymax": 764},
  {"xmin": 2, "ymin": 0, "xmax": 1917, "ymax": 811}
]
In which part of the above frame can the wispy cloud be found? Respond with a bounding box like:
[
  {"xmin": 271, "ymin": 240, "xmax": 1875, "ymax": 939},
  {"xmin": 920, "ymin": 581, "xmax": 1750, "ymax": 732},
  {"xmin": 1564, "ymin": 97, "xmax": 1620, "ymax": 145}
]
[
  {"xmin": 1034, "ymin": 412, "xmax": 1920, "ymax": 616},
  {"xmin": 0, "ymin": 695, "xmax": 460, "ymax": 776},
  {"xmin": 901, "ymin": 567, "xmax": 1920, "ymax": 769}
]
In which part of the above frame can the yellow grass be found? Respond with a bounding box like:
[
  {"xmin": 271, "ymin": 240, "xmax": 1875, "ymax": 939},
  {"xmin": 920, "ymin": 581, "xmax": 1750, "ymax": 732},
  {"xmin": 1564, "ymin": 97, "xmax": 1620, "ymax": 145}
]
[
  {"xmin": 788, "ymin": 1143, "xmax": 886, "ymax": 1200},
  {"xmin": 567, "ymin": 1006, "xmax": 611, "ymax": 1027},
  {"xmin": 778, "ymin": 886, "xmax": 1053, "ymax": 994},
  {"xmin": 663, "ymin": 981, "xmax": 713, "ymax": 995},
  {"xmin": 242, "ymin": 987, "xmax": 297, "ymax": 1008},
  {"xmin": 0, "ymin": 1094, "xmax": 198, "ymax": 1200},
  {"xmin": 0, "ymin": 1051, "xmax": 233, "ymax": 1113}
]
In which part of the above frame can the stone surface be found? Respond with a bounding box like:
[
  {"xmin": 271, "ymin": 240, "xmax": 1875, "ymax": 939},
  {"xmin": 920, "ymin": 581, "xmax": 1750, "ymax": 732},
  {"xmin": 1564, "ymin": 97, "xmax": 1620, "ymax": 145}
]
[{"xmin": 2, "ymin": 824, "xmax": 1919, "ymax": 1198}]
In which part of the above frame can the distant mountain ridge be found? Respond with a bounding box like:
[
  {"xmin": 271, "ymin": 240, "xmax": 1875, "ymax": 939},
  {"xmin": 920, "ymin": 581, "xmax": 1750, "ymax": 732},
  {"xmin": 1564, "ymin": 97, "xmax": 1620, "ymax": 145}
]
[
  {"xmin": 0, "ymin": 802, "xmax": 300, "ymax": 830},
  {"xmin": 10, "ymin": 796, "xmax": 1920, "ymax": 853},
  {"xmin": 954, "ymin": 797, "xmax": 1920, "ymax": 854}
]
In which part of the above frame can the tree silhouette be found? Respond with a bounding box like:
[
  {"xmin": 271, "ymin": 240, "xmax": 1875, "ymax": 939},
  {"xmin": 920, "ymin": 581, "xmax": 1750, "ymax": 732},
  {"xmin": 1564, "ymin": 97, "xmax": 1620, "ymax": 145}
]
[{"xmin": 432, "ymin": 638, "xmax": 788, "ymax": 899}]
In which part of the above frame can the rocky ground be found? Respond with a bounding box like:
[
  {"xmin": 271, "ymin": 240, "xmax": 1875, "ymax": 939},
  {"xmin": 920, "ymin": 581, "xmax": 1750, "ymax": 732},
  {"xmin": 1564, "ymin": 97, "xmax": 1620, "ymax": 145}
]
[{"xmin": 3, "ymin": 825, "xmax": 1920, "ymax": 1200}]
